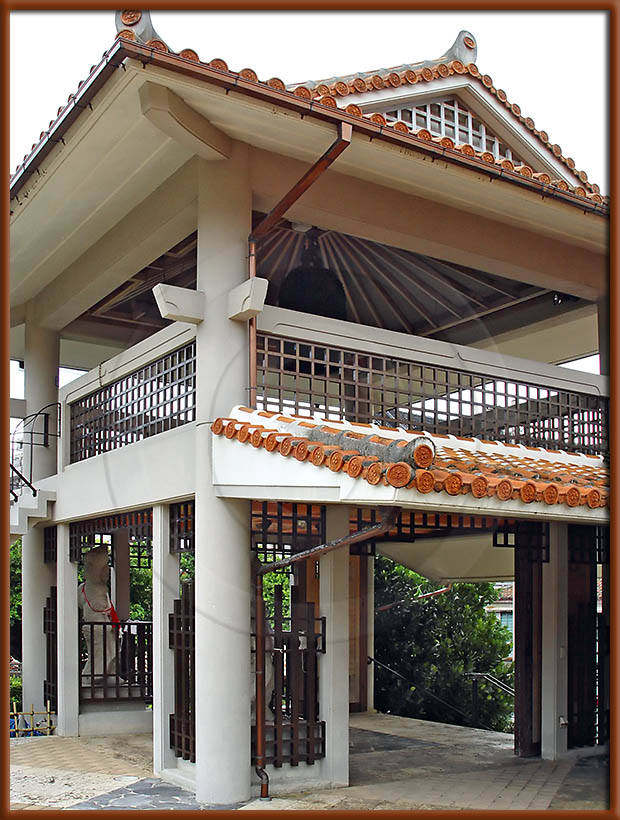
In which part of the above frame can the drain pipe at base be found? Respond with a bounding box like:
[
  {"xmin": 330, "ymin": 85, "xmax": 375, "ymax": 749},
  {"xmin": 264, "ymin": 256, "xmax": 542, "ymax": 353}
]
[{"xmin": 253, "ymin": 505, "xmax": 400, "ymax": 800}]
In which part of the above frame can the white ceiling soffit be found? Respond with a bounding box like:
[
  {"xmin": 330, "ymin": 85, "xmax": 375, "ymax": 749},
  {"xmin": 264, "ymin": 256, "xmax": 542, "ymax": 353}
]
[
  {"xmin": 10, "ymin": 66, "xmax": 194, "ymax": 308},
  {"xmin": 142, "ymin": 64, "xmax": 606, "ymax": 251},
  {"xmin": 377, "ymin": 533, "xmax": 514, "ymax": 583}
]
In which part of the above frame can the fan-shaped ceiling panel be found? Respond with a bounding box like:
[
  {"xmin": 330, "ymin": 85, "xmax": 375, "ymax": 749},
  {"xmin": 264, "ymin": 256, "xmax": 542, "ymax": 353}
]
[{"xmin": 254, "ymin": 218, "xmax": 567, "ymax": 343}]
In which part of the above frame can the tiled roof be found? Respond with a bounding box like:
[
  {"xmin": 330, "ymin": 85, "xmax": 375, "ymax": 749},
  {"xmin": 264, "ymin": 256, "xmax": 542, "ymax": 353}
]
[
  {"xmin": 289, "ymin": 32, "xmax": 601, "ymax": 197},
  {"xmin": 212, "ymin": 406, "xmax": 609, "ymax": 512},
  {"xmin": 9, "ymin": 13, "xmax": 607, "ymax": 212},
  {"xmin": 495, "ymin": 583, "xmax": 514, "ymax": 603}
]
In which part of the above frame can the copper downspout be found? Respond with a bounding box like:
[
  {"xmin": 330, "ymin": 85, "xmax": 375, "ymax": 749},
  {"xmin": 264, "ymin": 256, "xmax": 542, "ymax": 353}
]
[
  {"xmin": 246, "ymin": 122, "xmax": 352, "ymax": 411},
  {"xmin": 249, "ymin": 122, "xmax": 353, "ymax": 243},
  {"xmin": 248, "ymin": 240, "xmax": 258, "ymax": 409},
  {"xmin": 254, "ymin": 570, "xmax": 270, "ymax": 800},
  {"xmin": 249, "ymin": 123, "xmax": 354, "ymax": 800},
  {"xmin": 253, "ymin": 505, "xmax": 399, "ymax": 799}
]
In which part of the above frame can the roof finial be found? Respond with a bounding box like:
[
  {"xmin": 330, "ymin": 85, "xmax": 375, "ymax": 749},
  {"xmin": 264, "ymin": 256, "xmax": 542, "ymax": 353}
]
[
  {"xmin": 115, "ymin": 10, "xmax": 169, "ymax": 49},
  {"xmin": 438, "ymin": 30, "xmax": 477, "ymax": 65}
]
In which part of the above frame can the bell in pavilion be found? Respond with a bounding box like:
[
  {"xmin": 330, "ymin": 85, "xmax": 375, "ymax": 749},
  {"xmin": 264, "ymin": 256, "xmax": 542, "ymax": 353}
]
[{"xmin": 278, "ymin": 230, "xmax": 347, "ymax": 320}]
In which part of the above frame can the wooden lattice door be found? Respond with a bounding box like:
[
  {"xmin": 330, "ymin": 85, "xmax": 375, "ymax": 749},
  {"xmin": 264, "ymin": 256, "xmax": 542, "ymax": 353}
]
[
  {"xmin": 169, "ymin": 580, "xmax": 195, "ymax": 762},
  {"xmin": 43, "ymin": 586, "xmax": 57, "ymax": 712}
]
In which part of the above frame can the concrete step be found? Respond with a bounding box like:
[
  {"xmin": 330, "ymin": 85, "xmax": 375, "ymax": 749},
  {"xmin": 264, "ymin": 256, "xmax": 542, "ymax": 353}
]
[{"xmin": 10, "ymin": 489, "xmax": 56, "ymax": 540}]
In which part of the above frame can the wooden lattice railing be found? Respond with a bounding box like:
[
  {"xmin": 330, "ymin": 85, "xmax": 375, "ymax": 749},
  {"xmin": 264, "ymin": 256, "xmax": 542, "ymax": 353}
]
[
  {"xmin": 79, "ymin": 620, "xmax": 152, "ymax": 702},
  {"xmin": 252, "ymin": 584, "xmax": 326, "ymax": 768}
]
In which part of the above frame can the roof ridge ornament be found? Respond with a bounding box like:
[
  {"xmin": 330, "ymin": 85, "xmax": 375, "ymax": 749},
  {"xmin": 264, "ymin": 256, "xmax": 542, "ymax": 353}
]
[
  {"xmin": 437, "ymin": 30, "xmax": 477, "ymax": 65},
  {"xmin": 115, "ymin": 10, "xmax": 170, "ymax": 49}
]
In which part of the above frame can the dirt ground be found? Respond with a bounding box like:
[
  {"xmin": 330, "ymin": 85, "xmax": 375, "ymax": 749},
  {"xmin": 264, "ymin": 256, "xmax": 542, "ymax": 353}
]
[{"xmin": 10, "ymin": 733, "xmax": 153, "ymax": 809}]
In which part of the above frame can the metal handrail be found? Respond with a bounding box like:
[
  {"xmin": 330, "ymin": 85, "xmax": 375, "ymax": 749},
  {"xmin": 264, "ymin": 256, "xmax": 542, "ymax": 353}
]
[
  {"xmin": 10, "ymin": 402, "xmax": 61, "ymax": 490},
  {"xmin": 10, "ymin": 462, "xmax": 37, "ymax": 499},
  {"xmin": 466, "ymin": 671, "xmax": 514, "ymax": 729},
  {"xmin": 368, "ymin": 654, "xmax": 494, "ymax": 732},
  {"xmin": 467, "ymin": 671, "xmax": 515, "ymax": 697}
]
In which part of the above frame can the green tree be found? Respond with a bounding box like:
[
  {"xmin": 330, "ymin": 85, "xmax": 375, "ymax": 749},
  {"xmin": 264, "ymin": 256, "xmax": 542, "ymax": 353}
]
[
  {"xmin": 129, "ymin": 565, "xmax": 153, "ymax": 620},
  {"xmin": 373, "ymin": 555, "xmax": 514, "ymax": 732},
  {"xmin": 10, "ymin": 539, "xmax": 22, "ymax": 659}
]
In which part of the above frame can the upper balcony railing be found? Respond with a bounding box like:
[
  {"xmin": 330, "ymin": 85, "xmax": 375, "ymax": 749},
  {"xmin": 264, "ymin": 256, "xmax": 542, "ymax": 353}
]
[
  {"xmin": 65, "ymin": 324, "xmax": 196, "ymax": 465},
  {"xmin": 255, "ymin": 307, "xmax": 608, "ymax": 458},
  {"xmin": 62, "ymin": 306, "xmax": 607, "ymax": 466}
]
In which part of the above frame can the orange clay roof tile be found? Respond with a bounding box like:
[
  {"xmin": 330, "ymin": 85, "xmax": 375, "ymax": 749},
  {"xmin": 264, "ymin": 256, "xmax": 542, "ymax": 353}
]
[
  {"xmin": 9, "ymin": 22, "xmax": 607, "ymax": 215},
  {"xmin": 212, "ymin": 408, "xmax": 609, "ymax": 513}
]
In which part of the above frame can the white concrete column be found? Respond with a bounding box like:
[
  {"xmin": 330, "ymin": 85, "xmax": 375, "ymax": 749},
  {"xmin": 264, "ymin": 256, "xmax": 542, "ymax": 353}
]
[
  {"xmin": 152, "ymin": 504, "xmax": 180, "ymax": 774},
  {"xmin": 366, "ymin": 555, "xmax": 375, "ymax": 711},
  {"xmin": 541, "ymin": 522, "xmax": 568, "ymax": 759},
  {"xmin": 21, "ymin": 528, "xmax": 55, "ymax": 711},
  {"xmin": 56, "ymin": 523, "xmax": 79, "ymax": 736},
  {"xmin": 597, "ymin": 299, "xmax": 609, "ymax": 376},
  {"xmin": 111, "ymin": 531, "xmax": 131, "ymax": 621},
  {"xmin": 319, "ymin": 505, "xmax": 350, "ymax": 787},
  {"xmin": 193, "ymin": 143, "xmax": 253, "ymax": 805},
  {"xmin": 24, "ymin": 308, "xmax": 60, "ymax": 480}
]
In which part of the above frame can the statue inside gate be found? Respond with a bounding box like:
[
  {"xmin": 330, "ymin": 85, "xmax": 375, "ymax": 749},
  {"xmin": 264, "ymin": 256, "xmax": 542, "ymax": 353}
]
[{"xmin": 78, "ymin": 545, "xmax": 120, "ymax": 684}]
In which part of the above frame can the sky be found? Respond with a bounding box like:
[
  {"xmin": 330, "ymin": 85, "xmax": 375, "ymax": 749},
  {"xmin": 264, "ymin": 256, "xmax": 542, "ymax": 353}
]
[{"xmin": 10, "ymin": 10, "xmax": 609, "ymax": 193}]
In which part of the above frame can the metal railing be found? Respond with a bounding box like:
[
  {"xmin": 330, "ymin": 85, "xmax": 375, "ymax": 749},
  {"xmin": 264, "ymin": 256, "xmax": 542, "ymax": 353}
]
[
  {"xmin": 10, "ymin": 402, "xmax": 61, "ymax": 501},
  {"xmin": 368, "ymin": 655, "xmax": 495, "ymax": 732},
  {"xmin": 69, "ymin": 342, "xmax": 196, "ymax": 463},
  {"xmin": 10, "ymin": 463, "xmax": 36, "ymax": 503},
  {"xmin": 256, "ymin": 331, "xmax": 608, "ymax": 456},
  {"xmin": 467, "ymin": 672, "xmax": 515, "ymax": 730}
]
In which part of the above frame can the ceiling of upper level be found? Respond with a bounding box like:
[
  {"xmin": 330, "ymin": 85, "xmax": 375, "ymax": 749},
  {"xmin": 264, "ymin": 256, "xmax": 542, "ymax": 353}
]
[{"xmin": 63, "ymin": 216, "xmax": 588, "ymax": 350}]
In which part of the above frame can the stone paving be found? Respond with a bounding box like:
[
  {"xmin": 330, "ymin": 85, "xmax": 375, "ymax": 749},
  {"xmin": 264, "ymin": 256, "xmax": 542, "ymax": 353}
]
[{"xmin": 10, "ymin": 713, "xmax": 609, "ymax": 811}]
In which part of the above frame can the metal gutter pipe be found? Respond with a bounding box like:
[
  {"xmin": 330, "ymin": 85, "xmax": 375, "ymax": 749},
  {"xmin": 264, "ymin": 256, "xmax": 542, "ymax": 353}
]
[{"xmin": 246, "ymin": 121, "xmax": 352, "ymax": 411}]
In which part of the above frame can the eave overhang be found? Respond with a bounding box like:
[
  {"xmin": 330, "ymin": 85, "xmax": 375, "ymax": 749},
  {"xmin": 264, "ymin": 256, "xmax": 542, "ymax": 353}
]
[
  {"xmin": 211, "ymin": 407, "xmax": 609, "ymax": 526},
  {"xmin": 10, "ymin": 38, "xmax": 608, "ymax": 219}
]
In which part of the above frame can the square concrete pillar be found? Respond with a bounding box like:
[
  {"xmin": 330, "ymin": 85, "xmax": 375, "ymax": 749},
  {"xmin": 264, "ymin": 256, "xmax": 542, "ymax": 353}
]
[
  {"xmin": 192, "ymin": 142, "xmax": 253, "ymax": 805},
  {"xmin": 541, "ymin": 522, "xmax": 568, "ymax": 759},
  {"xmin": 319, "ymin": 504, "xmax": 350, "ymax": 787},
  {"xmin": 56, "ymin": 523, "xmax": 79, "ymax": 736},
  {"xmin": 21, "ymin": 527, "xmax": 55, "ymax": 711},
  {"xmin": 24, "ymin": 313, "xmax": 60, "ymax": 481},
  {"xmin": 152, "ymin": 504, "xmax": 179, "ymax": 774}
]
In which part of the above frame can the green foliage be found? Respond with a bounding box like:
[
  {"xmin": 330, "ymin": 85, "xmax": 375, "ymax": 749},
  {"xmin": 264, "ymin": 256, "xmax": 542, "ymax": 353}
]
[
  {"xmin": 10, "ymin": 539, "xmax": 22, "ymax": 627},
  {"xmin": 262, "ymin": 571, "xmax": 291, "ymax": 624},
  {"xmin": 374, "ymin": 556, "xmax": 514, "ymax": 732},
  {"xmin": 129, "ymin": 566, "xmax": 152, "ymax": 620},
  {"xmin": 10, "ymin": 675, "xmax": 22, "ymax": 709},
  {"xmin": 179, "ymin": 551, "xmax": 195, "ymax": 583}
]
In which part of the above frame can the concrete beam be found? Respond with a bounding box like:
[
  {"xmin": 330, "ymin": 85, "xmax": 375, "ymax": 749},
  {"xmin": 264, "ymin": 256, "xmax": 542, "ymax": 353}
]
[
  {"xmin": 228, "ymin": 278, "xmax": 269, "ymax": 321},
  {"xmin": 140, "ymin": 82, "xmax": 231, "ymax": 161},
  {"xmin": 153, "ymin": 283, "xmax": 205, "ymax": 324},
  {"xmin": 10, "ymin": 304, "xmax": 25, "ymax": 328},
  {"xmin": 32, "ymin": 159, "xmax": 199, "ymax": 332},
  {"xmin": 10, "ymin": 398, "xmax": 26, "ymax": 419},
  {"xmin": 250, "ymin": 147, "xmax": 607, "ymax": 301}
]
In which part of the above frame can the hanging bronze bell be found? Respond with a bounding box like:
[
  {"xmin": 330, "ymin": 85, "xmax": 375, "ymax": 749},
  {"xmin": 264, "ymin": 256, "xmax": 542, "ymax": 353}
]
[{"xmin": 278, "ymin": 231, "xmax": 347, "ymax": 320}]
